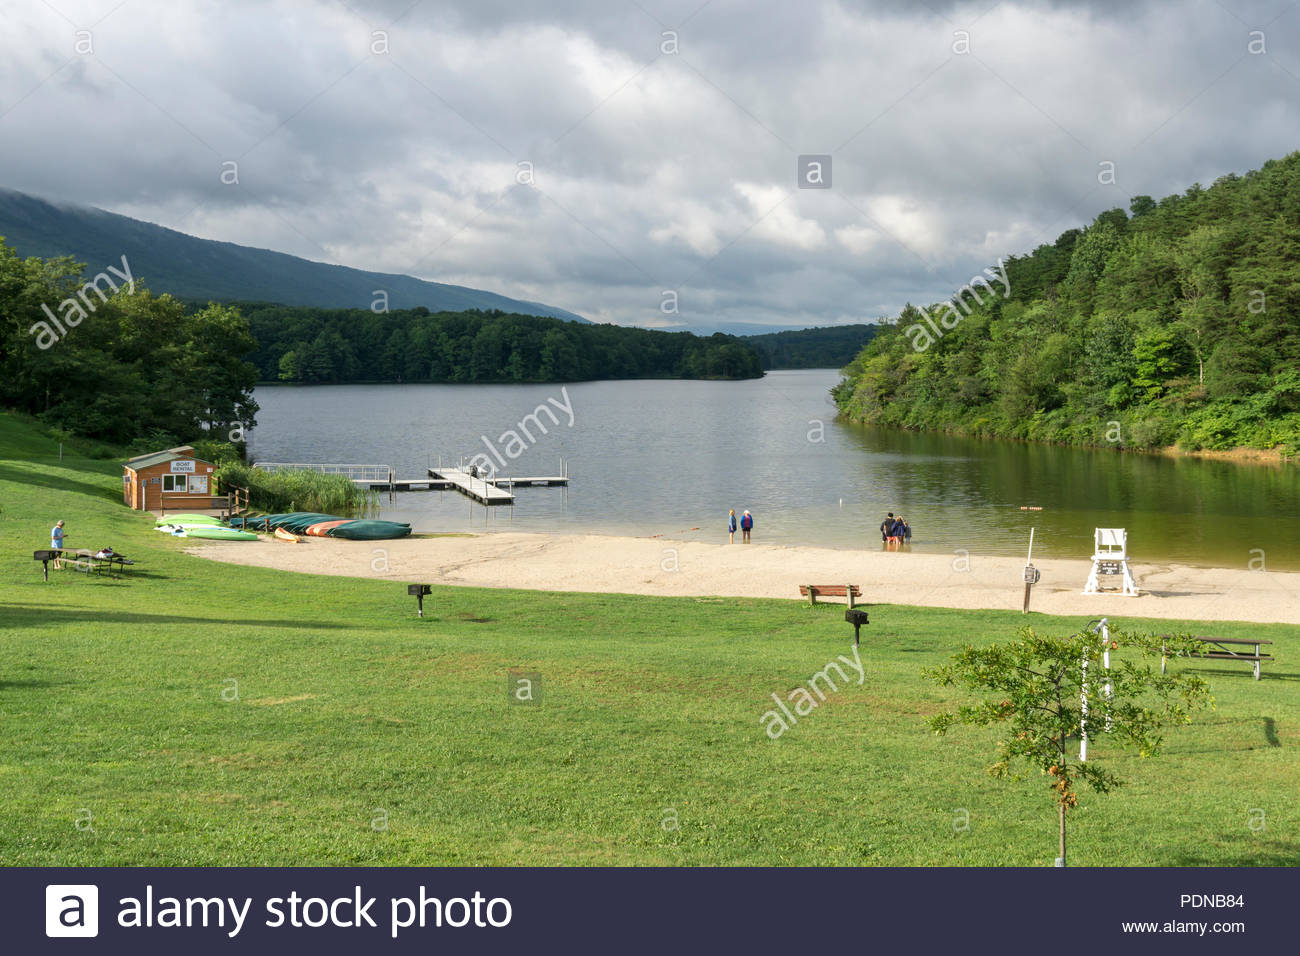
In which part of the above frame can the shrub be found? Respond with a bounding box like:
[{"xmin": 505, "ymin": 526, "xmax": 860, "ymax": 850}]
[
  {"xmin": 215, "ymin": 462, "xmax": 371, "ymax": 515},
  {"xmin": 190, "ymin": 439, "xmax": 244, "ymax": 465}
]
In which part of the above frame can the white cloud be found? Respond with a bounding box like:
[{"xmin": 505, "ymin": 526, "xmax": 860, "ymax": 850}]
[
  {"xmin": 734, "ymin": 183, "xmax": 827, "ymax": 251},
  {"xmin": 0, "ymin": 0, "xmax": 1296, "ymax": 328}
]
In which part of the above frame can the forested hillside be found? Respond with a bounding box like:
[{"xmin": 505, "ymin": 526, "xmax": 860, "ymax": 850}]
[
  {"xmin": 236, "ymin": 303, "xmax": 763, "ymax": 383},
  {"xmin": 0, "ymin": 241, "xmax": 257, "ymax": 446},
  {"xmin": 743, "ymin": 323, "xmax": 876, "ymax": 369},
  {"xmin": 834, "ymin": 152, "xmax": 1300, "ymax": 455}
]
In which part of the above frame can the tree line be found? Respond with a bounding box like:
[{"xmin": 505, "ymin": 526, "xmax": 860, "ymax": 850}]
[
  {"xmin": 744, "ymin": 323, "xmax": 877, "ymax": 369},
  {"xmin": 236, "ymin": 303, "xmax": 764, "ymax": 384},
  {"xmin": 0, "ymin": 237, "xmax": 764, "ymax": 445},
  {"xmin": 834, "ymin": 151, "xmax": 1300, "ymax": 454}
]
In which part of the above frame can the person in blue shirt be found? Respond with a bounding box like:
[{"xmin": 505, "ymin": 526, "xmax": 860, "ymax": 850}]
[
  {"xmin": 740, "ymin": 510, "xmax": 753, "ymax": 543},
  {"xmin": 728, "ymin": 509, "xmax": 737, "ymax": 544},
  {"xmin": 893, "ymin": 515, "xmax": 911, "ymax": 546},
  {"xmin": 51, "ymin": 519, "xmax": 66, "ymax": 569}
]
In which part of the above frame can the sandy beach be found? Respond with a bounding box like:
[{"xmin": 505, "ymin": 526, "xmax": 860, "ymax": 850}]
[{"xmin": 186, "ymin": 532, "xmax": 1300, "ymax": 625}]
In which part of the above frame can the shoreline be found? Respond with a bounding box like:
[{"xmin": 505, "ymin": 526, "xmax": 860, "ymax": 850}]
[
  {"xmin": 187, "ymin": 531, "xmax": 1300, "ymax": 625},
  {"xmin": 837, "ymin": 416, "xmax": 1295, "ymax": 467}
]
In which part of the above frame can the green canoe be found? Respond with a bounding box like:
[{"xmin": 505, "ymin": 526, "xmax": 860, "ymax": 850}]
[
  {"xmin": 184, "ymin": 527, "xmax": 259, "ymax": 541},
  {"xmin": 156, "ymin": 514, "xmax": 222, "ymax": 525}
]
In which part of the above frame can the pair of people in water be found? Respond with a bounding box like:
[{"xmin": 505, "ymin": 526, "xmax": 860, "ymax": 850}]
[
  {"xmin": 728, "ymin": 509, "xmax": 754, "ymax": 543},
  {"xmin": 880, "ymin": 512, "xmax": 911, "ymax": 549}
]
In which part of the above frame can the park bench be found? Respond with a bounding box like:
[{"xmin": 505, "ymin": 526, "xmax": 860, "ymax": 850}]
[
  {"xmin": 798, "ymin": 584, "xmax": 862, "ymax": 607},
  {"xmin": 1161, "ymin": 636, "xmax": 1274, "ymax": 681}
]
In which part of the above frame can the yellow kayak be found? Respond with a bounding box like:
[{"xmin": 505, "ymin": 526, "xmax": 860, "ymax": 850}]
[{"xmin": 274, "ymin": 527, "xmax": 302, "ymax": 543}]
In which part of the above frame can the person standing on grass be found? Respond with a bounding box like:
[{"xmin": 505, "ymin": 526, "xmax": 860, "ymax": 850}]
[
  {"xmin": 728, "ymin": 509, "xmax": 738, "ymax": 544},
  {"xmin": 740, "ymin": 509, "xmax": 753, "ymax": 543},
  {"xmin": 51, "ymin": 519, "xmax": 66, "ymax": 569}
]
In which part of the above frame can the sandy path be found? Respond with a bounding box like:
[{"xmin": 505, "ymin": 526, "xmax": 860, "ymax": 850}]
[{"xmin": 185, "ymin": 532, "xmax": 1300, "ymax": 626}]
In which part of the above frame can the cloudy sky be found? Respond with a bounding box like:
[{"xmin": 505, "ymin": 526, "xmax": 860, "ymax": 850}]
[{"xmin": 2, "ymin": 0, "xmax": 1297, "ymax": 329}]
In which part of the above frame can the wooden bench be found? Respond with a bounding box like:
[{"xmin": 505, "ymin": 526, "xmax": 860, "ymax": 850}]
[
  {"xmin": 799, "ymin": 584, "xmax": 862, "ymax": 607},
  {"xmin": 1161, "ymin": 636, "xmax": 1274, "ymax": 681}
]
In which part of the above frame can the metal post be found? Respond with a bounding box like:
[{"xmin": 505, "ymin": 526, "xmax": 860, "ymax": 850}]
[
  {"xmin": 1101, "ymin": 618, "xmax": 1112, "ymax": 732},
  {"xmin": 1022, "ymin": 527, "xmax": 1036, "ymax": 614},
  {"xmin": 1080, "ymin": 650, "xmax": 1089, "ymax": 762}
]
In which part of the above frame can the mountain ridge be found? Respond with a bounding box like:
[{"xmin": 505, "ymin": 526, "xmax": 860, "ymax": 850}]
[{"xmin": 0, "ymin": 187, "xmax": 588, "ymax": 322}]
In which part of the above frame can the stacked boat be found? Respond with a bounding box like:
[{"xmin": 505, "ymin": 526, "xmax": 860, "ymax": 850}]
[
  {"xmin": 230, "ymin": 513, "xmax": 412, "ymax": 540},
  {"xmin": 155, "ymin": 514, "xmax": 259, "ymax": 540}
]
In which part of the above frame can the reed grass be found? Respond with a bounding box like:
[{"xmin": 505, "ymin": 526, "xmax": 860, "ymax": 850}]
[{"xmin": 215, "ymin": 461, "xmax": 369, "ymax": 515}]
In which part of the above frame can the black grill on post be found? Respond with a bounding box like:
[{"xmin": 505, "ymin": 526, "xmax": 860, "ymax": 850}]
[
  {"xmin": 845, "ymin": 608, "xmax": 869, "ymax": 646},
  {"xmin": 408, "ymin": 584, "xmax": 432, "ymax": 618},
  {"xmin": 34, "ymin": 549, "xmax": 58, "ymax": 582}
]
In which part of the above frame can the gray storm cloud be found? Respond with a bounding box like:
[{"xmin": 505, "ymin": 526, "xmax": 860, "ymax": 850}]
[{"xmin": 1, "ymin": 0, "xmax": 1296, "ymax": 328}]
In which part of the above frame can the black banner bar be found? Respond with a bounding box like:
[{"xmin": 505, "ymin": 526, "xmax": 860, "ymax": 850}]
[{"xmin": 12, "ymin": 867, "xmax": 1289, "ymax": 953}]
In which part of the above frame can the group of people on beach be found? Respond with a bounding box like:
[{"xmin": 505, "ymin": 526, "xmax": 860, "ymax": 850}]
[
  {"xmin": 880, "ymin": 512, "xmax": 911, "ymax": 550},
  {"xmin": 727, "ymin": 509, "xmax": 754, "ymax": 543}
]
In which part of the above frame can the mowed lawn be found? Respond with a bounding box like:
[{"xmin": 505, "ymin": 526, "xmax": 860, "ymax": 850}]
[{"xmin": 0, "ymin": 415, "xmax": 1295, "ymax": 866}]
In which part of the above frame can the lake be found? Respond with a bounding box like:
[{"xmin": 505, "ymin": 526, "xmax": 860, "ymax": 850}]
[{"xmin": 248, "ymin": 370, "xmax": 1300, "ymax": 570}]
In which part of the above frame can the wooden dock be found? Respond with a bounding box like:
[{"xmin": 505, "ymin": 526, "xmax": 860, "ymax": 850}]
[{"xmin": 428, "ymin": 468, "xmax": 516, "ymax": 505}]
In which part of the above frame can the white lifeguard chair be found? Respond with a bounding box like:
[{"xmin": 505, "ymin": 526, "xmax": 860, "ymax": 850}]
[{"xmin": 1083, "ymin": 528, "xmax": 1138, "ymax": 596}]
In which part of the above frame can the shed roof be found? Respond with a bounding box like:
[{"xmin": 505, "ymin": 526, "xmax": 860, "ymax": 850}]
[{"xmin": 125, "ymin": 446, "xmax": 200, "ymax": 471}]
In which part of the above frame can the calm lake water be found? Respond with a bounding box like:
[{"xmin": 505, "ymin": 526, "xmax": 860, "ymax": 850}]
[{"xmin": 249, "ymin": 370, "xmax": 1300, "ymax": 570}]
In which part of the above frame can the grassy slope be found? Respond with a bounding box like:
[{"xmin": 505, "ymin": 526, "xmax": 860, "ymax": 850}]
[{"xmin": 0, "ymin": 412, "xmax": 1295, "ymax": 866}]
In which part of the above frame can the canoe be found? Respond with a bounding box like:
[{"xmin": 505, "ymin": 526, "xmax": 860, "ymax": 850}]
[
  {"xmin": 156, "ymin": 513, "xmax": 221, "ymax": 526},
  {"xmin": 184, "ymin": 527, "xmax": 259, "ymax": 541},
  {"xmin": 304, "ymin": 520, "xmax": 352, "ymax": 537},
  {"xmin": 156, "ymin": 521, "xmax": 227, "ymax": 531},
  {"xmin": 274, "ymin": 527, "xmax": 302, "ymax": 543},
  {"xmin": 327, "ymin": 519, "xmax": 413, "ymax": 540}
]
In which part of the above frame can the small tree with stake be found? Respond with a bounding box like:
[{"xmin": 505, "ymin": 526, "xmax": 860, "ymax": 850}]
[{"xmin": 926, "ymin": 627, "xmax": 1210, "ymax": 866}]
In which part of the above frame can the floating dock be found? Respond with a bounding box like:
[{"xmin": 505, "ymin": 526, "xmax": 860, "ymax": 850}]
[{"xmin": 428, "ymin": 468, "xmax": 516, "ymax": 505}]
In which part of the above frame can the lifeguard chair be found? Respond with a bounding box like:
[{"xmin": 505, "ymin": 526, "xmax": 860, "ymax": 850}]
[{"xmin": 1083, "ymin": 528, "xmax": 1138, "ymax": 596}]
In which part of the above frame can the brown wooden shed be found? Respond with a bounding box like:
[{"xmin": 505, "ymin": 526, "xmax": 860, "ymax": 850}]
[{"xmin": 123, "ymin": 446, "xmax": 222, "ymax": 513}]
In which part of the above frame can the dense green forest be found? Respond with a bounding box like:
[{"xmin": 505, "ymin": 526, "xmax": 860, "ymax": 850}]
[
  {"xmin": 0, "ymin": 240, "xmax": 258, "ymax": 447},
  {"xmin": 834, "ymin": 152, "xmax": 1300, "ymax": 455},
  {"xmin": 236, "ymin": 303, "xmax": 763, "ymax": 384},
  {"xmin": 744, "ymin": 323, "xmax": 876, "ymax": 369}
]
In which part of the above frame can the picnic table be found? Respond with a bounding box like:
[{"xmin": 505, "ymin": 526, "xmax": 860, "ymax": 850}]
[
  {"xmin": 34, "ymin": 549, "xmax": 135, "ymax": 580},
  {"xmin": 1161, "ymin": 635, "xmax": 1274, "ymax": 681}
]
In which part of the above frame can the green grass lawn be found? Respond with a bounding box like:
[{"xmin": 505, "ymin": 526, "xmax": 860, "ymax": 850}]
[{"xmin": 1, "ymin": 412, "xmax": 1295, "ymax": 866}]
